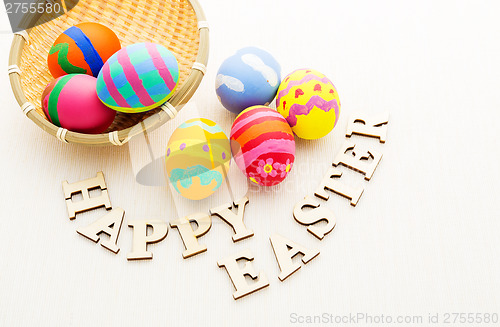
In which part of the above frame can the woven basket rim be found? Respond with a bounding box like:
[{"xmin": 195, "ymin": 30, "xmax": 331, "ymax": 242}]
[{"xmin": 8, "ymin": 0, "xmax": 209, "ymax": 146}]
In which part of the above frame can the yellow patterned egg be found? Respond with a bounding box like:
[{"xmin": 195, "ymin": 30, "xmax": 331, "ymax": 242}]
[
  {"xmin": 276, "ymin": 69, "xmax": 341, "ymax": 140},
  {"xmin": 165, "ymin": 118, "xmax": 231, "ymax": 200}
]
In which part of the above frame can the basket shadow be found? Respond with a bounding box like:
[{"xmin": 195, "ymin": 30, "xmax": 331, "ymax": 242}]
[{"xmin": 29, "ymin": 132, "xmax": 132, "ymax": 175}]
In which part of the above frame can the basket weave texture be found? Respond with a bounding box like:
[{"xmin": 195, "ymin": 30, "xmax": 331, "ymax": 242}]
[{"xmin": 9, "ymin": 0, "xmax": 208, "ymax": 146}]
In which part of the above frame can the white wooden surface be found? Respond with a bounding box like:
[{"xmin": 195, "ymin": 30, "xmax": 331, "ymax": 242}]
[{"xmin": 1, "ymin": 0, "xmax": 499, "ymax": 326}]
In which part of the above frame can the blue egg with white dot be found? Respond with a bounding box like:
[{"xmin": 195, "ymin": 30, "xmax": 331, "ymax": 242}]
[{"xmin": 216, "ymin": 47, "xmax": 281, "ymax": 114}]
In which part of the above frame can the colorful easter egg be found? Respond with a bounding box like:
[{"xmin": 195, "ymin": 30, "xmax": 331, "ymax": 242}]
[
  {"xmin": 41, "ymin": 74, "xmax": 116, "ymax": 134},
  {"xmin": 165, "ymin": 118, "xmax": 231, "ymax": 200},
  {"xmin": 96, "ymin": 42, "xmax": 180, "ymax": 113},
  {"xmin": 216, "ymin": 47, "xmax": 281, "ymax": 114},
  {"xmin": 230, "ymin": 106, "xmax": 295, "ymax": 186},
  {"xmin": 276, "ymin": 69, "xmax": 341, "ymax": 140},
  {"xmin": 48, "ymin": 22, "xmax": 121, "ymax": 78}
]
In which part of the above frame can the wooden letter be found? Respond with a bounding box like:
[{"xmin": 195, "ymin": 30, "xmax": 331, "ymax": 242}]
[
  {"xmin": 62, "ymin": 171, "xmax": 112, "ymax": 219},
  {"xmin": 217, "ymin": 249, "xmax": 269, "ymax": 300},
  {"xmin": 346, "ymin": 112, "xmax": 389, "ymax": 143},
  {"xmin": 127, "ymin": 220, "xmax": 168, "ymax": 260},
  {"xmin": 270, "ymin": 234, "xmax": 320, "ymax": 281},
  {"xmin": 293, "ymin": 196, "xmax": 336, "ymax": 240},
  {"xmin": 210, "ymin": 196, "xmax": 253, "ymax": 242},
  {"xmin": 76, "ymin": 208, "xmax": 125, "ymax": 254},
  {"xmin": 170, "ymin": 213, "xmax": 212, "ymax": 259},
  {"xmin": 332, "ymin": 141, "xmax": 382, "ymax": 181},
  {"xmin": 315, "ymin": 166, "xmax": 364, "ymax": 206}
]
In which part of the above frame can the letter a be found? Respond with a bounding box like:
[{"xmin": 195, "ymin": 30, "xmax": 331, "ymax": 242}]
[
  {"xmin": 76, "ymin": 208, "xmax": 125, "ymax": 254},
  {"xmin": 270, "ymin": 234, "xmax": 320, "ymax": 281}
]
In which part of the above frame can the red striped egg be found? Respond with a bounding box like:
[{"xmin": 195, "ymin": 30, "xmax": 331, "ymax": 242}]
[{"xmin": 230, "ymin": 105, "xmax": 295, "ymax": 186}]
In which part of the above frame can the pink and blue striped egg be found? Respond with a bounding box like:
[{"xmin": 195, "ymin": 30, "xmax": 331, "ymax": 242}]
[{"xmin": 96, "ymin": 42, "xmax": 179, "ymax": 113}]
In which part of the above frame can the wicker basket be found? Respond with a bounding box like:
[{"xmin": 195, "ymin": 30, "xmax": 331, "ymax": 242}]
[{"xmin": 8, "ymin": 0, "xmax": 209, "ymax": 146}]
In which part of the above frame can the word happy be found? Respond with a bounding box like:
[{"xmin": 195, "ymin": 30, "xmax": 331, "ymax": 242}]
[{"xmin": 62, "ymin": 112, "xmax": 389, "ymax": 300}]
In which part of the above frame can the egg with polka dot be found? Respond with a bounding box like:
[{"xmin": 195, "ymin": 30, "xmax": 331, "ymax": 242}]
[
  {"xmin": 165, "ymin": 118, "xmax": 231, "ymax": 200},
  {"xmin": 216, "ymin": 47, "xmax": 281, "ymax": 114}
]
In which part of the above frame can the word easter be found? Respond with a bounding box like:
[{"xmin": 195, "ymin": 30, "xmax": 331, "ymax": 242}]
[{"xmin": 62, "ymin": 112, "xmax": 389, "ymax": 300}]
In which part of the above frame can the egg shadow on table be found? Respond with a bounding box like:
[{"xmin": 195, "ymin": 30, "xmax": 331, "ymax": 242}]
[{"xmin": 135, "ymin": 156, "xmax": 168, "ymax": 187}]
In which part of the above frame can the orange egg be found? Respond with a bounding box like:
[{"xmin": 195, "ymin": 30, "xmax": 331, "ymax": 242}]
[{"xmin": 48, "ymin": 22, "xmax": 121, "ymax": 78}]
